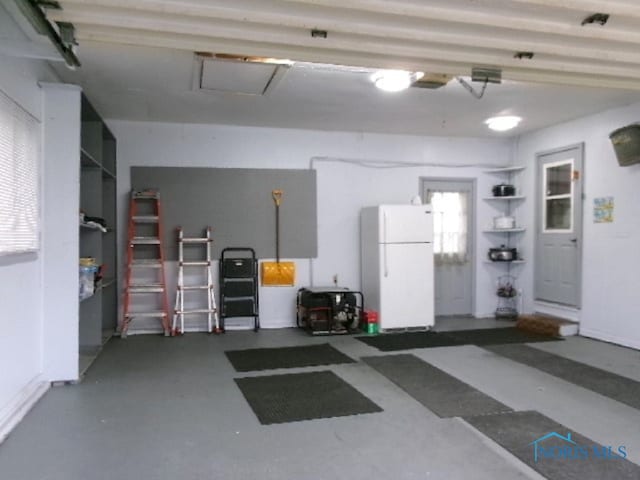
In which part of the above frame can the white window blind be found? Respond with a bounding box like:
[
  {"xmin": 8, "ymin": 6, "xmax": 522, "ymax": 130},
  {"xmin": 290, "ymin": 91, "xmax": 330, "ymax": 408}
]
[{"xmin": 0, "ymin": 88, "xmax": 40, "ymax": 255}]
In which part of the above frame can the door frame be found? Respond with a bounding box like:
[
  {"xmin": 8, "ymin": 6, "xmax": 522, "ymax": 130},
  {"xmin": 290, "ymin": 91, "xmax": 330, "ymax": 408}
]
[
  {"xmin": 419, "ymin": 176, "xmax": 477, "ymax": 316},
  {"xmin": 534, "ymin": 142, "xmax": 584, "ymax": 308}
]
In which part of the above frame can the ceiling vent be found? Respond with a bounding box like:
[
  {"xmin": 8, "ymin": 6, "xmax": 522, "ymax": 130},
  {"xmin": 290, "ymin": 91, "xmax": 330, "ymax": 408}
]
[{"xmin": 192, "ymin": 53, "xmax": 291, "ymax": 96}]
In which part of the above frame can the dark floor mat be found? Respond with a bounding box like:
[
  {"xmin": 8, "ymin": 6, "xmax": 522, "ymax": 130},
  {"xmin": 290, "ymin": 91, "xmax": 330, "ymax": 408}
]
[
  {"xmin": 235, "ymin": 370, "xmax": 382, "ymax": 425},
  {"xmin": 363, "ymin": 354, "xmax": 512, "ymax": 418},
  {"xmin": 447, "ymin": 327, "xmax": 562, "ymax": 346},
  {"xmin": 464, "ymin": 410, "xmax": 640, "ymax": 480},
  {"xmin": 225, "ymin": 343, "xmax": 356, "ymax": 372},
  {"xmin": 356, "ymin": 327, "xmax": 561, "ymax": 352},
  {"xmin": 356, "ymin": 331, "xmax": 464, "ymax": 351},
  {"xmin": 484, "ymin": 344, "xmax": 640, "ymax": 410}
]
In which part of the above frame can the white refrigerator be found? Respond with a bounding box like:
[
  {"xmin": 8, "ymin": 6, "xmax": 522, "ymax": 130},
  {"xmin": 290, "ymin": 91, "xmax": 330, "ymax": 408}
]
[{"xmin": 360, "ymin": 205, "xmax": 434, "ymax": 330}]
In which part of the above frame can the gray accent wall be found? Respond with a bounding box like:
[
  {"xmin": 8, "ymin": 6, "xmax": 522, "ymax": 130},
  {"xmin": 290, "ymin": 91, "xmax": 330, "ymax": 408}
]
[{"xmin": 130, "ymin": 167, "xmax": 317, "ymax": 260}]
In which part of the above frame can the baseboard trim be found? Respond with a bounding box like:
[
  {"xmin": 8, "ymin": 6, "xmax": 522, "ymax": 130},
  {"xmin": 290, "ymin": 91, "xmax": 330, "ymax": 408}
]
[
  {"xmin": 534, "ymin": 301, "xmax": 580, "ymax": 323},
  {"xmin": 225, "ymin": 323, "xmax": 296, "ymax": 330},
  {"xmin": 579, "ymin": 328, "xmax": 640, "ymax": 351},
  {"xmin": 0, "ymin": 377, "xmax": 50, "ymax": 444}
]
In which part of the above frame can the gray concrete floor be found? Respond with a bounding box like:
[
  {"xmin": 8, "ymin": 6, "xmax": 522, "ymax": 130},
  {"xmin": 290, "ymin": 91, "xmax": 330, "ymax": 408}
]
[{"xmin": 0, "ymin": 316, "xmax": 638, "ymax": 479}]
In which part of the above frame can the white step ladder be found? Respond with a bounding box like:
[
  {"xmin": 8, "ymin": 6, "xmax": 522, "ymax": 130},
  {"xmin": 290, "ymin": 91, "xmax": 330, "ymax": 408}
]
[{"xmin": 172, "ymin": 227, "xmax": 220, "ymax": 334}]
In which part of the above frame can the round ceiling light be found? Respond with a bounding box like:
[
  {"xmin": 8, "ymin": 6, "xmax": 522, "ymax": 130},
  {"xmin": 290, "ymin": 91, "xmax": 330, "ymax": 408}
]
[
  {"xmin": 485, "ymin": 115, "xmax": 522, "ymax": 132},
  {"xmin": 372, "ymin": 70, "xmax": 424, "ymax": 92}
]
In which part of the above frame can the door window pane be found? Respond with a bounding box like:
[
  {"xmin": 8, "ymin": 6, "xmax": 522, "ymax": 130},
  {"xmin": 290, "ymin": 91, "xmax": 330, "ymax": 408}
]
[
  {"xmin": 546, "ymin": 163, "xmax": 571, "ymax": 196},
  {"xmin": 426, "ymin": 190, "xmax": 468, "ymax": 264},
  {"xmin": 545, "ymin": 198, "xmax": 571, "ymax": 230}
]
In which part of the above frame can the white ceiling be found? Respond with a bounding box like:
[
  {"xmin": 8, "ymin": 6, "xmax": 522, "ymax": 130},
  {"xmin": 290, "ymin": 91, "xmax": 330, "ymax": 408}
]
[{"xmin": 25, "ymin": 0, "xmax": 640, "ymax": 136}]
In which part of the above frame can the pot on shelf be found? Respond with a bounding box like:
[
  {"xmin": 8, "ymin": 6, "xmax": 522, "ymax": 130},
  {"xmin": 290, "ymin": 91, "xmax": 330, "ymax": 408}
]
[
  {"xmin": 492, "ymin": 184, "xmax": 516, "ymax": 197},
  {"xmin": 488, "ymin": 245, "xmax": 518, "ymax": 262}
]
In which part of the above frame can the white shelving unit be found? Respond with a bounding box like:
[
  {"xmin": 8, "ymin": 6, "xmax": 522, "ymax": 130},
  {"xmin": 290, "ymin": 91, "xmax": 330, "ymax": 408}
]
[
  {"xmin": 483, "ymin": 165, "xmax": 526, "ymax": 318},
  {"xmin": 484, "ymin": 166, "xmax": 526, "ymax": 174},
  {"xmin": 482, "ymin": 196, "xmax": 526, "ymax": 201},
  {"xmin": 483, "ymin": 228, "xmax": 526, "ymax": 233}
]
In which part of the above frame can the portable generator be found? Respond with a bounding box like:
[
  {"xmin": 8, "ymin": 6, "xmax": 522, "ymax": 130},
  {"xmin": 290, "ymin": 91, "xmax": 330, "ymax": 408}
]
[{"xmin": 296, "ymin": 287, "xmax": 363, "ymax": 335}]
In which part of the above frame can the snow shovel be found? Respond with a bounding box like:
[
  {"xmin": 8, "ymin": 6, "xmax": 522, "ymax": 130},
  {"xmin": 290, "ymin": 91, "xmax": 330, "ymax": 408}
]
[{"xmin": 261, "ymin": 189, "xmax": 295, "ymax": 286}]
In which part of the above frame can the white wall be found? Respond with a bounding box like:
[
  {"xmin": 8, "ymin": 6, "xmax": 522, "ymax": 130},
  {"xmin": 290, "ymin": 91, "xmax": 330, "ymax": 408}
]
[
  {"xmin": 515, "ymin": 101, "xmax": 640, "ymax": 349},
  {"xmin": 0, "ymin": 54, "xmax": 58, "ymax": 439},
  {"xmin": 110, "ymin": 121, "xmax": 513, "ymax": 329}
]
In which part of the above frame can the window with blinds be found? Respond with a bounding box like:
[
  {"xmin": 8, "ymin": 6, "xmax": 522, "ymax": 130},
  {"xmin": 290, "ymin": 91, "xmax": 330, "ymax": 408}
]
[{"xmin": 0, "ymin": 88, "xmax": 40, "ymax": 255}]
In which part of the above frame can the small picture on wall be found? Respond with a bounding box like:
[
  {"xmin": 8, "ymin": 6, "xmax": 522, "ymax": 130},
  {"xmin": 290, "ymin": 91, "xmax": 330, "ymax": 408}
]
[{"xmin": 593, "ymin": 196, "xmax": 614, "ymax": 223}]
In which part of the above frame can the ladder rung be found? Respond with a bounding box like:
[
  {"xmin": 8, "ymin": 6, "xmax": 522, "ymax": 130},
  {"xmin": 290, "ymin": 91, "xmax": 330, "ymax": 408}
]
[
  {"xmin": 131, "ymin": 237, "xmax": 160, "ymax": 244},
  {"xmin": 132, "ymin": 215, "xmax": 159, "ymax": 223},
  {"xmin": 125, "ymin": 311, "xmax": 167, "ymax": 318},
  {"xmin": 129, "ymin": 284, "xmax": 165, "ymax": 293},
  {"xmin": 131, "ymin": 260, "xmax": 162, "ymax": 267},
  {"xmin": 180, "ymin": 261, "xmax": 210, "ymax": 266},
  {"xmin": 181, "ymin": 238, "xmax": 210, "ymax": 244},
  {"xmin": 132, "ymin": 190, "xmax": 160, "ymax": 199},
  {"xmin": 175, "ymin": 309, "xmax": 217, "ymax": 314},
  {"xmin": 179, "ymin": 285, "xmax": 211, "ymax": 290}
]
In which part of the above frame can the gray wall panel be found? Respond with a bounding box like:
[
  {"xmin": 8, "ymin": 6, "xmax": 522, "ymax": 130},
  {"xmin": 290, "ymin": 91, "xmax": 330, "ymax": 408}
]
[{"xmin": 130, "ymin": 167, "xmax": 317, "ymax": 260}]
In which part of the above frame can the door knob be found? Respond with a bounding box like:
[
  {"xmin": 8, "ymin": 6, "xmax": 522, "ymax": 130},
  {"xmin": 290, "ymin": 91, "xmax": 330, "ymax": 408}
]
[{"xmin": 570, "ymin": 238, "xmax": 578, "ymax": 243}]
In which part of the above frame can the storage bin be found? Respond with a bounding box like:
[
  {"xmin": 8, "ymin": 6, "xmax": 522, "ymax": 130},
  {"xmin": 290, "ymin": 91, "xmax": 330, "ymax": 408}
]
[{"xmin": 79, "ymin": 265, "xmax": 98, "ymax": 300}]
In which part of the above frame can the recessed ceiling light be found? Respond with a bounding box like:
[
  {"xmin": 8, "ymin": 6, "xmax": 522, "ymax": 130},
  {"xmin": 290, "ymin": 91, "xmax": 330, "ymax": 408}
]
[
  {"xmin": 372, "ymin": 70, "xmax": 424, "ymax": 92},
  {"xmin": 485, "ymin": 115, "xmax": 522, "ymax": 132}
]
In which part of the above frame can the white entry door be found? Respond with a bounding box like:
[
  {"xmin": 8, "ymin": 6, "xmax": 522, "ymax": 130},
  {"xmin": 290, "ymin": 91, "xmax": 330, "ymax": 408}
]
[
  {"xmin": 421, "ymin": 179, "xmax": 474, "ymax": 316},
  {"xmin": 535, "ymin": 144, "xmax": 584, "ymax": 307}
]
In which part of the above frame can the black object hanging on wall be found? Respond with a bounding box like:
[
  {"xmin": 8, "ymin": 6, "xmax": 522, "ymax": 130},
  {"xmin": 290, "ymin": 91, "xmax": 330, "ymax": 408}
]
[{"xmin": 609, "ymin": 124, "xmax": 640, "ymax": 166}]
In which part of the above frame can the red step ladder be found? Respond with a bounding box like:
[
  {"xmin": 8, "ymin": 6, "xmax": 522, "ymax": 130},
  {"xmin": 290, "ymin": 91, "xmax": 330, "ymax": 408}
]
[{"xmin": 120, "ymin": 189, "xmax": 170, "ymax": 337}]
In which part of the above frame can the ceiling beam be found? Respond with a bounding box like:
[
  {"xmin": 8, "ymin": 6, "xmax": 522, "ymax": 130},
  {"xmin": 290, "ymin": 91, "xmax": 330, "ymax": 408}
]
[
  {"xmin": 73, "ymin": 25, "xmax": 640, "ymax": 90},
  {"xmin": 507, "ymin": 0, "xmax": 640, "ymax": 21},
  {"xmin": 284, "ymin": 0, "xmax": 640, "ymax": 44},
  {"xmin": 59, "ymin": 0, "xmax": 640, "ymax": 45},
  {"xmin": 52, "ymin": 2, "xmax": 640, "ymax": 66},
  {"xmin": 49, "ymin": 8, "xmax": 640, "ymax": 81}
]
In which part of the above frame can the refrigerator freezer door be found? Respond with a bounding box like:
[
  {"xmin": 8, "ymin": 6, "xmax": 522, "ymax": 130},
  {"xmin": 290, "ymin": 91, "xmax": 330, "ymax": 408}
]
[
  {"xmin": 379, "ymin": 242, "xmax": 434, "ymax": 329},
  {"xmin": 379, "ymin": 205, "xmax": 433, "ymax": 243}
]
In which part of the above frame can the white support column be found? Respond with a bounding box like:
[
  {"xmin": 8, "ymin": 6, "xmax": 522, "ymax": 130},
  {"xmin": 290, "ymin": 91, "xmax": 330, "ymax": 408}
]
[{"xmin": 41, "ymin": 83, "xmax": 82, "ymax": 382}]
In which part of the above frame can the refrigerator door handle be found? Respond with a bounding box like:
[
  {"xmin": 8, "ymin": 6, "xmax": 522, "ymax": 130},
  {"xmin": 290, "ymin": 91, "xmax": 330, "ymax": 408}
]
[
  {"xmin": 383, "ymin": 211, "xmax": 388, "ymax": 244},
  {"xmin": 384, "ymin": 243, "xmax": 388, "ymax": 277},
  {"xmin": 383, "ymin": 211, "xmax": 389, "ymax": 277}
]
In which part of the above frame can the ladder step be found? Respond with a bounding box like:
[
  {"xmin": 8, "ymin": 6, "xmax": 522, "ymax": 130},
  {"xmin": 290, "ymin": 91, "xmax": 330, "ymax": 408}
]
[
  {"xmin": 131, "ymin": 260, "xmax": 162, "ymax": 267},
  {"xmin": 181, "ymin": 238, "xmax": 210, "ymax": 244},
  {"xmin": 131, "ymin": 237, "xmax": 161, "ymax": 244},
  {"xmin": 125, "ymin": 311, "xmax": 167, "ymax": 318},
  {"xmin": 180, "ymin": 261, "xmax": 210, "ymax": 267},
  {"xmin": 179, "ymin": 285, "xmax": 211, "ymax": 290},
  {"xmin": 175, "ymin": 309, "xmax": 217, "ymax": 315},
  {"xmin": 129, "ymin": 284, "xmax": 165, "ymax": 293},
  {"xmin": 132, "ymin": 190, "xmax": 160, "ymax": 199},
  {"xmin": 132, "ymin": 215, "xmax": 159, "ymax": 223}
]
